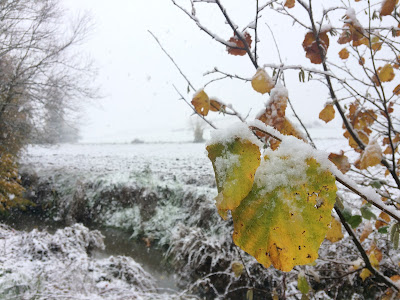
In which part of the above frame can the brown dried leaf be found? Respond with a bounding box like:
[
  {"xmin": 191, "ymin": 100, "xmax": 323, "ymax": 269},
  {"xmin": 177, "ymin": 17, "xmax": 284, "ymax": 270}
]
[
  {"xmin": 381, "ymin": 0, "xmax": 399, "ymax": 16},
  {"xmin": 384, "ymin": 146, "xmax": 392, "ymax": 155},
  {"xmin": 393, "ymin": 84, "xmax": 400, "ymax": 95},
  {"xmin": 209, "ymin": 99, "xmax": 226, "ymax": 112},
  {"xmin": 227, "ymin": 32, "xmax": 252, "ymax": 56},
  {"xmin": 302, "ymin": 31, "xmax": 330, "ymax": 64},
  {"xmin": 343, "ymin": 130, "xmax": 369, "ymax": 153},
  {"xmin": 353, "ymin": 37, "xmax": 369, "ymax": 47},
  {"xmin": 256, "ymin": 86, "xmax": 305, "ymax": 147},
  {"xmin": 284, "ymin": 0, "xmax": 295, "ymax": 8},
  {"xmin": 319, "ymin": 104, "xmax": 335, "ymax": 123},
  {"xmin": 338, "ymin": 16, "xmax": 364, "ymax": 45},
  {"xmin": 191, "ymin": 89, "xmax": 210, "ymax": 116},
  {"xmin": 339, "ymin": 48, "xmax": 350, "ymax": 59},
  {"xmin": 359, "ymin": 57, "xmax": 365, "ymax": 65},
  {"xmin": 329, "ymin": 151, "xmax": 351, "ymax": 174}
]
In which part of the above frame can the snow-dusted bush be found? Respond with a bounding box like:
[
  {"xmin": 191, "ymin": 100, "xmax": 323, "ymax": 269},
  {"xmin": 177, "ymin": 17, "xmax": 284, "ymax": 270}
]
[{"xmin": 0, "ymin": 223, "xmax": 200, "ymax": 300}]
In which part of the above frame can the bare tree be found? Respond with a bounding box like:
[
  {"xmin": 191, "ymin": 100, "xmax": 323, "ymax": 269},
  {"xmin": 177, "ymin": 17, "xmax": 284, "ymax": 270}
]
[{"xmin": 0, "ymin": 0, "xmax": 97, "ymax": 151}]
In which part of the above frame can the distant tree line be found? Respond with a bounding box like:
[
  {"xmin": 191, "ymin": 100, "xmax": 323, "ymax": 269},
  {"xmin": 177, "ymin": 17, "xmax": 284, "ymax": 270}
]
[{"xmin": 0, "ymin": 0, "xmax": 97, "ymax": 210}]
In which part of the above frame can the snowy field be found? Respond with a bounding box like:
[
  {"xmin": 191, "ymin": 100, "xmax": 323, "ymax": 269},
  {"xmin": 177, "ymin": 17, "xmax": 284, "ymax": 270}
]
[
  {"xmin": 20, "ymin": 126, "xmax": 346, "ymax": 184},
  {"xmin": 3, "ymin": 129, "xmax": 372, "ymax": 300}
]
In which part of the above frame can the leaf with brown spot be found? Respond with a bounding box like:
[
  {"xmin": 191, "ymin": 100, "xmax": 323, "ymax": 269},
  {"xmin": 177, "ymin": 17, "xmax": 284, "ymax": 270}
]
[
  {"xmin": 319, "ymin": 104, "xmax": 335, "ymax": 123},
  {"xmin": 339, "ymin": 48, "xmax": 349, "ymax": 59},
  {"xmin": 232, "ymin": 156, "xmax": 337, "ymax": 271},
  {"xmin": 192, "ymin": 89, "xmax": 210, "ymax": 116},
  {"xmin": 360, "ymin": 140, "xmax": 382, "ymax": 169},
  {"xmin": 329, "ymin": 151, "xmax": 351, "ymax": 174},
  {"xmin": 227, "ymin": 32, "xmax": 252, "ymax": 56},
  {"xmin": 381, "ymin": 0, "xmax": 399, "ymax": 16},
  {"xmin": 378, "ymin": 64, "xmax": 395, "ymax": 82},
  {"xmin": 302, "ymin": 31, "xmax": 330, "ymax": 64}
]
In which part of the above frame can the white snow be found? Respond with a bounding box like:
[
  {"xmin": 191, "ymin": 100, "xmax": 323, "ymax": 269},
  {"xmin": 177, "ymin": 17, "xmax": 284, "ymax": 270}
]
[{"xmin": 207, "ymin": 121, "xmax": 264, "ymax": 149}]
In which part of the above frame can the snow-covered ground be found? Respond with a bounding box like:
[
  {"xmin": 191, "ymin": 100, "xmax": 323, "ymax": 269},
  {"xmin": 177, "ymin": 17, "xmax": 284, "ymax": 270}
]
[{"xmin": 6, "ymin": 130, "xmax": 392, "ymax": 299}]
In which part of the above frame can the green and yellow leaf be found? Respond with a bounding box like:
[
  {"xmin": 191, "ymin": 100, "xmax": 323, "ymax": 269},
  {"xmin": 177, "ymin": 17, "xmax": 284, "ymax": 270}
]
[
  {"xmin": 207, "ymin": 138, "xmax": 261, "ymax": 219},
  {"xmin": 231, "ymin": 155, "xmax": 337, "ymax": 271}
]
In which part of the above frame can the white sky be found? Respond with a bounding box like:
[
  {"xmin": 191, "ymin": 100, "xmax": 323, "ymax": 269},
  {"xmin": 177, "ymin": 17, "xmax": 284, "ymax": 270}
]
[{"xmin": 63, "ymin": 0, "xmax": 343, "ymax": 143}]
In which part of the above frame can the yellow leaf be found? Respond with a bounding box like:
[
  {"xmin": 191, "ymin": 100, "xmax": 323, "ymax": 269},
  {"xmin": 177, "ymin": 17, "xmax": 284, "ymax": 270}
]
[
  {"xmin": 325, "ymin": 217, "xmax": 344, "ymax": 243},
  {"xmin": 232, "ymin": 155, "xmax": 337, "ymax": 272},
  {"xmin": 360, "ymin": 140, "xmax": 382, "ymax": 169},
  {"xmin": 360, "ymin": 268, "xmax": 372, "ymax": 281},
  {"xmin": 231, "ymin": 261, "xmax": 244, "ymax": 277},
  {"xmin": 207, "ymin": 138, "xmax": 261, "ymax": 219},
  {"xmin": 251, "ymin": 69, "xmax": 275, "ymax": 94},
  {"xmin": 191, "ymin": 89, "xmax": 210, "ymax": 116},
  {"xmin": 284, "ymin": 0, "xmax": 295, "ymax": 8},
  {"xmin": 381, "ymin": 0, "xmax": 399, "ymax": 16},
  {"xmin": 360, "ymin": 249, "xmax": 380, "ymax": 281},
  {"xmin": 319, "ymin": 104, "xmax": 335, "ymax": 123},
  {"xmin": 338, "ymin": 48, "xmax": 349, "ymax": 59},
  {"xmin": 378, "ymin": 64, "xmax": 395, "ymax": 82}
]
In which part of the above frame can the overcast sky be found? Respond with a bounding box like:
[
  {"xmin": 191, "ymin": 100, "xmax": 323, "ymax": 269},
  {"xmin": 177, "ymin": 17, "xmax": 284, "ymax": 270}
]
[{"xmin": 62, "ymin": 0, "xmax": 342, "ymax": 143}]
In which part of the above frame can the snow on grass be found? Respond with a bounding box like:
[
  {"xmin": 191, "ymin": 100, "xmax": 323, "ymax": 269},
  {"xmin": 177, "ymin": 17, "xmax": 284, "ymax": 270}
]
[{"xmin": 0, "ymin": 223, "xmax": 198, "ymax": 300}]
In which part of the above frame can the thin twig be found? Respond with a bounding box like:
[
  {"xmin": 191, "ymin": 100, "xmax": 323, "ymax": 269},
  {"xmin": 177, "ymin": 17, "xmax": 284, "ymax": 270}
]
[
  {"xmin": 173, "ymin": 85, "xmax": 217, "ymax": 129},
  {"xmin": 149, "ymin": 30, "xmax": 196, "ymax": 92}
]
